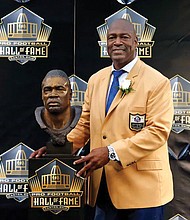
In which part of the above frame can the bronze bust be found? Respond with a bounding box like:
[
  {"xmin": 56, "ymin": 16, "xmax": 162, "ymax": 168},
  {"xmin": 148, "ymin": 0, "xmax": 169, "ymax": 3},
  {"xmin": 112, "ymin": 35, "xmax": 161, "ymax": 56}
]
[{"xmin": 35, "ymin": 69, "xmax": 82, "ymax": 156}]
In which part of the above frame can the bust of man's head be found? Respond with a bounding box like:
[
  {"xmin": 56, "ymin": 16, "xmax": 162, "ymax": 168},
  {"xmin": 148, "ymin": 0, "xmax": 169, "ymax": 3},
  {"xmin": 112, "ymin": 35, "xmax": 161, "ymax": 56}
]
[
  {"xmin": 37, "ymin": 69, "xmax": 78, "ymax": 154},
  {"xmin": 41, "ymin": 69, "xmax": 72, "ymax": 115}
]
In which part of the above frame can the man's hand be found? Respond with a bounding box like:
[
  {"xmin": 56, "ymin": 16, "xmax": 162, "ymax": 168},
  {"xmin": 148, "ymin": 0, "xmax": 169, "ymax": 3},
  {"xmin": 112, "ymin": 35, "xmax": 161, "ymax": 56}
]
[
  {"xmin": 73, "ymin": 147, "xmax": 109, "ymax": 177},
  {"xmin": 29, "ymin": 146, "xmax": 47, "ymax": 158}
]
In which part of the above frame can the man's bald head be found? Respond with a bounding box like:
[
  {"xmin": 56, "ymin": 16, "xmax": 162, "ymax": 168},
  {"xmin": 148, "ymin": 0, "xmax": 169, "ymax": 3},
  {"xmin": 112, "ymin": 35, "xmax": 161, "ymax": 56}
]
[{"xmin": 107, "ymin": 19, "xmax": 137, "ymax": 37}]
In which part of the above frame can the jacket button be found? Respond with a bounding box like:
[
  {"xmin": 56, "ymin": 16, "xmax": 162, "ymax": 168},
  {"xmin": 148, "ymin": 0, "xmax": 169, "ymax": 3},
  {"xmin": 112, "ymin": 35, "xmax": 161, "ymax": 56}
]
[{"xmin": 103, "ymin": 135, "xmax": 107, "ymax": 139}]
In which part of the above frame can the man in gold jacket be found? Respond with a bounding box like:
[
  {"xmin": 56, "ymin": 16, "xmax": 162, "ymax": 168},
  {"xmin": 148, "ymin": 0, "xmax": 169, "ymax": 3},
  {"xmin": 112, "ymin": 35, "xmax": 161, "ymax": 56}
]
[{"xmin": 69, "ymin": 18, "xmax": 174, "ymax": 220}]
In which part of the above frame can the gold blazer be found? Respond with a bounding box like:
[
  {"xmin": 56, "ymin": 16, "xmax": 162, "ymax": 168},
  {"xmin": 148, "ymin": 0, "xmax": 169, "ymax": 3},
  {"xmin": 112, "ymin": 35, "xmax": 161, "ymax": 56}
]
[{"xmin": 68, "ymin": 58, "xmax": 174, "ymax": 208}]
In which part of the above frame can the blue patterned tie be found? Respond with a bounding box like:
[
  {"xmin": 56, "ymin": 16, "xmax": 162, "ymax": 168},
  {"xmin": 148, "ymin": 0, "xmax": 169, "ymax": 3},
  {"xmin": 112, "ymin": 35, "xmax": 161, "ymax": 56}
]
[{"xmin": 106, "ymin": 69, "xmax": 124, "ymax": 114}]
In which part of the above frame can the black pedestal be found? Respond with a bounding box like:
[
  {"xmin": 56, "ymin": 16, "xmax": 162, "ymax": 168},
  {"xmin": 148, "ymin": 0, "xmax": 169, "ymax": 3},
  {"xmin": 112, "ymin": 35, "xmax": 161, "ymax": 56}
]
[{"xmin": 28, "ymin": 155, "xmax": 87, "ymax": 220}]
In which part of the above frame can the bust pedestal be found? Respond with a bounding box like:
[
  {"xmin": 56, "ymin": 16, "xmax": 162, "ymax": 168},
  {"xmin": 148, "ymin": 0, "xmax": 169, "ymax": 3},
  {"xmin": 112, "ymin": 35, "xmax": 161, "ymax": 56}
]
[{"xmin": 28, "ymin": 141, "xmax": 86, "ymax": 220}]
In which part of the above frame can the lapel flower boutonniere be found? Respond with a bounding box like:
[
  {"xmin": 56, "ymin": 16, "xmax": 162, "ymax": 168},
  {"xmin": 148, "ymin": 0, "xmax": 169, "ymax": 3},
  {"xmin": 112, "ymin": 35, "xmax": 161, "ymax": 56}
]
[{"xmin": 119, "ymin": 79, "xmax": 134, "ymax": 97}]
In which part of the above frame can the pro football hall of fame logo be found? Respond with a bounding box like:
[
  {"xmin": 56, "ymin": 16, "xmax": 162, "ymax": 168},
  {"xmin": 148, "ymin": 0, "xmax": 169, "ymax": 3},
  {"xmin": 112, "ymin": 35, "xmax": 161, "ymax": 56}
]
[
  {"xmin": 170, "ymin": 75, "xmax": 190, "ymax": 134},
  {"xmin": 0, "ymin": 6, "xmax": 52, "ymax": 64},
  {"xmin": 0, "ymin": 142, "xmax": 34, "ymax": 202},
  {"xmin": 28, "ymin": 158, "xmax": 85, "ymax": 215}
]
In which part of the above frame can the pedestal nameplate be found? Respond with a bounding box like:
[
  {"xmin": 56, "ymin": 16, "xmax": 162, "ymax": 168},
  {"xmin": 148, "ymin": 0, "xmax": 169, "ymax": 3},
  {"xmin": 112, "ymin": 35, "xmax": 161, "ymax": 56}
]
[{"xmin": 28, "ymin": 141, "xmax": 86, "ymax": 220}]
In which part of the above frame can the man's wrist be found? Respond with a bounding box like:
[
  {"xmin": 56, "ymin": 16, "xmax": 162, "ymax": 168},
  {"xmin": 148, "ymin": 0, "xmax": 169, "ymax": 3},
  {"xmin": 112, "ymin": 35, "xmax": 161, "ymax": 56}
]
[{"xmin": 107, "ymin": 145, "xmax": 119, "ymax": 161}]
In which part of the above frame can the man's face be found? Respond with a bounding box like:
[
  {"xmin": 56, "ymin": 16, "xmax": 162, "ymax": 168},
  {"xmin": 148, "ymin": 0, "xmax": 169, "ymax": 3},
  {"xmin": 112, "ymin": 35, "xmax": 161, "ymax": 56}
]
[
  {"xmin": 107, "ymin": 19, "xmax": 138, "ymax": 69},
  {"xmin": 42, "ymin": 76, "xmax": 72, "ymax": 114}
]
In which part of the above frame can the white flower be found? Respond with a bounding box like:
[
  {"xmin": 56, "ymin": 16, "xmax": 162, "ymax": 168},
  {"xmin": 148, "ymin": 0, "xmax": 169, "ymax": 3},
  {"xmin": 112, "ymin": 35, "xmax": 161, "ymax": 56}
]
[
  {"xmin": 119, "ymin": 79, "xmax": 134, "ymax": 97},
  {"xmin": 120, "ymin": 79, "xmax": 131, "ymax": 90}
]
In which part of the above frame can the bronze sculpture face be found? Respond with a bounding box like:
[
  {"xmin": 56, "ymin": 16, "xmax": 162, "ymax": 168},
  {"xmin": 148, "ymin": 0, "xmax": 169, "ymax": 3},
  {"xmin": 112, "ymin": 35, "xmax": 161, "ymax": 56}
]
[{"xmin": 42, "ymin": 76, "xmax": 72, "ymax": 114}]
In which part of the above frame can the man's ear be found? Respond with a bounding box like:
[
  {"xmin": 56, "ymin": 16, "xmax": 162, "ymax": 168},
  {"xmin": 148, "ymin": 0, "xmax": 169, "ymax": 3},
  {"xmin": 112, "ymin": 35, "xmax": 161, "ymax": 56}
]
[{"xmin": 135, "ymin": 36, "xmax": 138, "ymax": 46}]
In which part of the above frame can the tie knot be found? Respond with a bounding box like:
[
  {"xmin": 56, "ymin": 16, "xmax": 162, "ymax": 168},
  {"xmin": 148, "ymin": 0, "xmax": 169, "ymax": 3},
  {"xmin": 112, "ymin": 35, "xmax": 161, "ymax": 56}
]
[{"xmin": 112, "ymin": 69, "xmax": 124, "ymax": 79}]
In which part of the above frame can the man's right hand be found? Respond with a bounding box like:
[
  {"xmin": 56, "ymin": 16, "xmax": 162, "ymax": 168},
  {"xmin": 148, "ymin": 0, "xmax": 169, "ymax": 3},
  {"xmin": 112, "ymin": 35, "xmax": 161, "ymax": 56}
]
[
  {"xmin": 73, "ymin": 147, "xmax": 109, "ymax": 177},
  {"xmin": 29, "ymin": 146, "xmax": 47, "ymax": 158}
]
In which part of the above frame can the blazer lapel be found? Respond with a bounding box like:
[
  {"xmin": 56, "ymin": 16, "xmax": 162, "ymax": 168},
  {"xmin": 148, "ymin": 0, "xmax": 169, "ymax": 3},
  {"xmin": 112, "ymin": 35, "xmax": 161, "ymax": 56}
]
[
  {"xmin": 106, "ymin": 58, "xmax": 142, "ymax": 116},
  {"xmin": 106, "ymin": 89, "xmax": 123, "ymax": 115},
  {"xmin": 99, "ymin": 67, "xmax": 112, "ymax": 121}
]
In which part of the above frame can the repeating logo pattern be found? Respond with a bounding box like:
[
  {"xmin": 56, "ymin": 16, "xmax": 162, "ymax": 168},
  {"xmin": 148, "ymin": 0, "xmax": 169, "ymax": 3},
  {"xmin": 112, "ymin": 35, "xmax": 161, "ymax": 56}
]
[
  {"xmin": 169, "ymin": 214, "xmax": 188, "ymax": 220},
  {"xmin": 0, "ymin": 6, "xmax": 52, "ymax": 64},
  {"xmin": 0, "ymin": 142, "xmax": 34, "ymax": 202},
  {"xmin": 170, "ymin": 75, "xmax": 190, "ymax": 134},
  {"xmin": 69, "ymin": 75, "xmax": 87, "ymax": 106},
  {"xmin": 28, "ymin": 158, "xmax": 84, "ymax": 214},
  {"xmin": 14, "ymin": 0, "xmax": 30, "ymax": 3}
]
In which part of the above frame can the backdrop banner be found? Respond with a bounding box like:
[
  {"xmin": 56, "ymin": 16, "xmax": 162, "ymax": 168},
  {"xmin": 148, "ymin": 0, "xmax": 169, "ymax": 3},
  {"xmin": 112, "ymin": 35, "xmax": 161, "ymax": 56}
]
[{"xmin": 0, "ymin": 1, "xmax": 190, "ymax": 220}]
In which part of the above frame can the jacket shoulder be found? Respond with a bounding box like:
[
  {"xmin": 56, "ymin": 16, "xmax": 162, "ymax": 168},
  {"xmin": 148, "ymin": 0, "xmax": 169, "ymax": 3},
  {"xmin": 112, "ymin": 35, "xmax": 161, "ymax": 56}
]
[
  {"xmin": 139, "ymin": 59, "xmax": 170, "ymax": 83},
  {"xmin": 88, "ymin": 66, "xmax": 111, "ymax": 83}
]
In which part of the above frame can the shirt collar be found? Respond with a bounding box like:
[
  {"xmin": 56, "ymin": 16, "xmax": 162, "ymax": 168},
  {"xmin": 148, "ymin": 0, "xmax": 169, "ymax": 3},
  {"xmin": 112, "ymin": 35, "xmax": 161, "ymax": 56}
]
[{"xmin": 111, "ymin": 55, "xmax": 138, "ymax": 73}]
